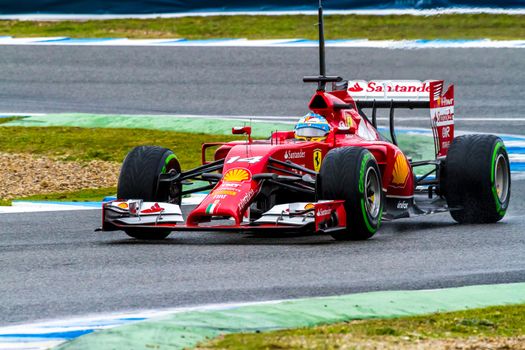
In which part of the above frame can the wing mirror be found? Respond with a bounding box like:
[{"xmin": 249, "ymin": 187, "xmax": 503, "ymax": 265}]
[{"xmin": 232, "ymin": 126, "xmax": 252, "ymax": 143}]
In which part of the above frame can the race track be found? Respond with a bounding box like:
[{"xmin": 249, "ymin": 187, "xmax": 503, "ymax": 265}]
[
  {"xmin": 2, "ymin": 186, "xmax": 525, "ymax": 325},
  {"xmin": 0, "ymin": 46, "xmax": 524, "ymax": 134},
  {"xmin": 0, "ymin": 46, "xmax": 524, "ymax": 325}
]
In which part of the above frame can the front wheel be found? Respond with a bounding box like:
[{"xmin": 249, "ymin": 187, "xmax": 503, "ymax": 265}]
[
  {"xmin": 317, "ymin": 147, "xmax": 383, "ymax": 240},
  {"xmin": 444, "ymin": 134, "xmax": 511, "ymax": 223},
  {"xmin": 117, "ymin": 146, "xmax": 182, "ymax": 240}
]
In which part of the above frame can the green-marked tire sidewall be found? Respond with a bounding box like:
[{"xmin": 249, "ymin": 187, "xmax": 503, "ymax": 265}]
[
  {"xmin": 358, "ymin": 153, "xmax": 382, "ymax": 234},
  {"xmin": 490, "ymin": 141, "xmax": 510, "ymax": 216},
  {"xmin": 317, "ymin": 147, "xmax": 383, "ymax": 240}
]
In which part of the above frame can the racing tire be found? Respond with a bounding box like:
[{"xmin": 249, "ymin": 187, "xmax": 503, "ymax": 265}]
[
  {"xmin": 117, "ymin": 146, "xmax": 182, "ymax": 240},
  {"xmin": 444, "ymin": 135, "xmax": 511, "ymax": 224},
  {"xmin": 317, "ymin": 147, "xmax": 383, "ymax": 240}
]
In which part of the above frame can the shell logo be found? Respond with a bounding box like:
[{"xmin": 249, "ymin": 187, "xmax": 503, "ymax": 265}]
[
  {"xmin": 223, "ymin": 168, "xmax": 251, "ymax": 182},
  {"xmin": 304, "ymin": 203, "xmax": 315, "ymax": 210},
  {"xmin": 392, "ymin": 153, "xmax": 410, "ymax": 187},
  {"xmin": 117, "ymin": 202, "xmax": 129, "ymax": 209}
]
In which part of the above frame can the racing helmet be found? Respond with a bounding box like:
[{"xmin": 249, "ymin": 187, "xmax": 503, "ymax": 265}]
[{"xmin": 294, "ymin": 113, "xmax": 331, "ymax": 141}]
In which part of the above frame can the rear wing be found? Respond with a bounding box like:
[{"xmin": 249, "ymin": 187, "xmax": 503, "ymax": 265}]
[{"xmin": 344, "ymin": 80, "xmax": 454, "ymax": 158}]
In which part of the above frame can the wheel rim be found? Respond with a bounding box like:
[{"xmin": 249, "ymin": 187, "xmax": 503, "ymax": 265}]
[
  {"xmin": 365, "ymin": 167, "xmax": 381, "ymax": 218},
  {"xmin": 494, "ymin": 154, "xmax": 509, "ymax": 203}
]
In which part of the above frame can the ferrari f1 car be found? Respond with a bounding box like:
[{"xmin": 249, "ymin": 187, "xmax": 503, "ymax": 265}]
[{"xmin": 100, "ymin": 2, "xmax": 511, "ymax": 241}]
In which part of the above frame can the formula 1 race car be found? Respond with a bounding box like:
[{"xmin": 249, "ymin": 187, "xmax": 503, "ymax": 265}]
[{"xmin": 100, "ymin": 2, "xmax": 511, "ymax": 241}]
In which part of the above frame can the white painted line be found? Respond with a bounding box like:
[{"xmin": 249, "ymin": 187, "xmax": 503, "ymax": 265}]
[
  {"xmin": 0, "ymin": 37, "xmax": 524, "ymax": 48},
  {"xmin": 0, "ymin": 300, "xmax": 283, "ymax": 350},
  {"xmin": 5, "ymin": 112, "xmax": 525, "ymax": 123},
  {"xmin": 0, "ymin": 37, "xmax": 68, "ymax": 45},
  {"xmin": 1, "ymin": 8, "xmax": 525, "ymax": 21},
  {"xmin": 0, "ymin": 202, "xmax": 100, "ymax": 214}
]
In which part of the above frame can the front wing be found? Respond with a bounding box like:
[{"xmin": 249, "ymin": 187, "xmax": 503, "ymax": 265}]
[{"xmin": 101, "ymin": 200, "xmax": 346, "ymax": 235}]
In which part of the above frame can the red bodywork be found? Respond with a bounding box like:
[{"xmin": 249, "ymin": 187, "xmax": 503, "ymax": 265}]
[
  {"xmin": 187, "ymin": 88, "xmax": 412, "ymax": 227},
  {"xmin": 103, "ymin": 80, "xmax": 454, "ymax": 234}
]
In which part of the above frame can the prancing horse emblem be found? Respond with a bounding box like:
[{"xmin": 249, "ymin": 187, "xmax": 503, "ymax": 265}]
[{"xmin": 313, "ymin": 149, "xmax": 322, "ymax": 172}]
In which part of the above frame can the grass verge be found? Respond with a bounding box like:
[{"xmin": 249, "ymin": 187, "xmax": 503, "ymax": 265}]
[
  {"xmin": 0, "ymin": 126, "xmax": 239, "ymax": 167},
  {"xmin": 198, "ymin": 304, "xmax": 525, "ymax": 349},
  {"xmin": 0, "ymin": 116, "xmax": 23, "ymax": 124},
  {"xmin": 0, "ymin": 126, "xmax": 239, "ymax": 205},
  {"xmin": 1, "ymin": 14, "xmax": 524, "ymax": 40}
]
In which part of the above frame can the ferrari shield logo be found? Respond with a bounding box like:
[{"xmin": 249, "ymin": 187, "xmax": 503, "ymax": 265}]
[{"xmin": 313, "ymin": 149, "xmax": 322, "ymax": 172}]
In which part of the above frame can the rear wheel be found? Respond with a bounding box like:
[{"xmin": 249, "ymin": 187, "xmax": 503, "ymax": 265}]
[
  {"xmin": 117, "ymin": 146, "xmax": 182, "ymax": 240},
  {"xmin": 444, "ymin": 134, "xmax": 510, "ymax": 223},
  {"xmin": 317, "ymin": 147, "xmax": 383, "ymax": 240}
]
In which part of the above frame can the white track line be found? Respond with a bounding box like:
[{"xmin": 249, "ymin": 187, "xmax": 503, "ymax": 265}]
[
  {"xmin": 3, "ymin": 113, "xmax": 525, "ymax": 123},
  {"xmin": 0, "ymin": 300, "xmax": 282, "ymax": 350},
  {"xmin": 1, "ymin": 8, "xmax": 525, "ymax": 21},
  {"xmin": 0, "ymin": 37, "xmax": 524, "ymax": 48}
]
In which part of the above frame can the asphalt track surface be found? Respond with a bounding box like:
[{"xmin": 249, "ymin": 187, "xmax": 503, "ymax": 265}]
[
  {"xmin": 0, "ymin": 46, "xmax": 524, "ymax": 134},
  {"xmin": 0, "ymin": 46, "xmax": 524, "ymax": 325}
]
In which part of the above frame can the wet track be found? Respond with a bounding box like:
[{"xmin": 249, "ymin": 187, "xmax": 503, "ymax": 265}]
[{"xmin": 0, "ymin": 46, "xmax": 524, "ymax": 325}]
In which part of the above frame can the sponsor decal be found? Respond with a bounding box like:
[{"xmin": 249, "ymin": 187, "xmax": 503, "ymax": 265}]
[
  {"xmin": 365, "ymin": 81, "xmax": 430, "ymax": 93},
  {"xmin": 238, "ymin": 188, "xmax": 257, "ymax": 210},
  {"xmin": 117, "ymin": 202, "xmax": 128, "ymax": 209},
  {"xmin": 437, "ymin": 96, "xmax": 454, "ymax": 107},
  {"xmin": 345, "ymin": 111, "xmax": 358, "ymax": 129},
  {"xmin": 391, "ymin": 153, "xmax": 410, "ymax": 187},
  {"xmin": 212, "ymin": 194, "xmax": 228, "ymax": 200},
  {"xmin": 313, "ymin": 149, "xmax": 323, "ymax": 172},
  {"xmin": 205, "ymin": 200, "xmax": 220, "ymax": 215},
  {"xmin": 304, "ymin": 203, "xmax": 315, "ymax": 210},
  {"xmin": 212, "ymin": 190, "xmax": 238, "ymax": 196},
  {"xmin": 396, "ymin": 201, "xmax": 409, "ymax": 210},
  {"xmin": 223, "ymin": 168, "xmax": 251, "ymax": 182},
  {"xmin": 221, "ymin": 182, "xmax": 241, "ymax": 188},
  {"xmin": 226, "ymin": 156, "xmax": 263, "ymax": 164},
  {"xmin": 432, "ymin": 109, "xmax": 454, "ymax": 126},
  {"xmin": 442, "ymin": 126, "xmax": 451, "ymax": 139},
  {"xmin": 348, "ymin": 82, "xmax": 364, "ymax": 92},
  {"xmin": 430, "ymin": 81, "xmax": 454, "ymax": 158},
  {"xmin": 316, "ymin": 208, "xmax": 332, "ymax": 217},
  {"xmin": 141, "ymin": 203, "xmax": 164, "ymax": 214},
  {"xmin": 284, "ymin": 150, "xmax": 306, "ymax": 160}
]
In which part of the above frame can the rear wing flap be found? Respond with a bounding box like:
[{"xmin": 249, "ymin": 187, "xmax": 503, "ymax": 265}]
[{"xmin": 343, "ymin": 80, "xmax": 454, "ymax": 158}]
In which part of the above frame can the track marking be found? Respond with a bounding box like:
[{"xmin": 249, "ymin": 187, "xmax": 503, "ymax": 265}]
[
  {"xmin": 1, "ymin": 8, "xmax": 525, "ymax": 21},
  {"xmin": 2, "ymin": 283, "xmax": 524, "ymax": 350},
  {"xmin": 0, "ymin": 37, "xmax": 524, "ymax": 48}
]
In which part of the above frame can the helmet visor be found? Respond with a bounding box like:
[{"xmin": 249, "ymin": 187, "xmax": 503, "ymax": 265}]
[{"xmin": 295, "ymin": 127, "xmax": 328, "ymax": 138}]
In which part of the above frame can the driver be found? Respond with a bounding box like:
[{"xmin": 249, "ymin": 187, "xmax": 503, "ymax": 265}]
[{"xmin": 294, "ymin": 112, "xmax": 331, "ymax": 141}]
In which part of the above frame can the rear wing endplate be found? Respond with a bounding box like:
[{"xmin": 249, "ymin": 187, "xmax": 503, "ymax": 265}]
[{"xmin": 345, "ymin": 80, "xmax": 454, "ymax": 158}]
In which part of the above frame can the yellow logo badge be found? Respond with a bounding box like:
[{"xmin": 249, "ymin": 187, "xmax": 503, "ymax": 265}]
[
  {"xmin": 117, "ymin": 202, "xmax": 129, "ymax": 209},
  {"xmin": 391, "ymin": 152, "xmax": 410, "ymax": 187},
  {"xmin": 223, "ymin": 168, "xmax": 251, "ymax": 182},
  {"xmin": 313, "ymin": 149, "xmax": 323, "ymax": 172}
]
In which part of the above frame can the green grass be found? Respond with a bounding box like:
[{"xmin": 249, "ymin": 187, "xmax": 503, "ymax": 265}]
[
  {"xmin": 199, "ymin": 304, "xmax": 525, "ymax": 349},
  {"xmin": 0, "ymin": 126, "xmax": 239, "ymax": 205},
  {"xmin": 0, "ymin": 117, "xmax": 23, "ymax": 124},
  {"xmin": 1, "ymin": 14, "xmax": 524, "ymax": 40},
  {"xmin": 0, "ymin": 126, "xmax": 239, "ymax": 167}
]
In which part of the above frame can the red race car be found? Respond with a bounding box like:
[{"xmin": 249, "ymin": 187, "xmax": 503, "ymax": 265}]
[{"xmin": 100, "ymin": 3, "xmax": 511, "ymax": 241}]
